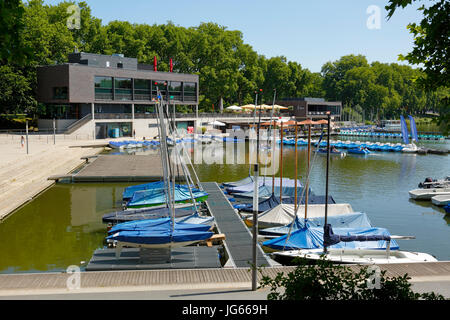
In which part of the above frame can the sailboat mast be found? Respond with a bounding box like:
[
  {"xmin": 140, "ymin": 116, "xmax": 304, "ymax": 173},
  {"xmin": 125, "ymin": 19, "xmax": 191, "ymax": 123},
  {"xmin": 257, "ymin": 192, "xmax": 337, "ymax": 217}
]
[
  {"xmin": 156, "ymin": 90, "xmax": 175, "ymax": 227},
  {"xmin": 294, "ymin": 121, "xmax": 298, "ymax": 211},
  {"xmin": 323, "ymin": 112, "xmax": 331, "ymax": 254},
  {"xmin": 280, "ymin": 121, "xmax": 283, "ymax": 204},
  {"xmin": 251, "ymin": 90, "xmax": 261, "ymax": 292},
  {"xmin": 270, "ymin": 89, "xmax": 276, "ymax": 194},
  {"xmin": 305, "ymin": 123, "xmax": 311, "ymax": 219}
]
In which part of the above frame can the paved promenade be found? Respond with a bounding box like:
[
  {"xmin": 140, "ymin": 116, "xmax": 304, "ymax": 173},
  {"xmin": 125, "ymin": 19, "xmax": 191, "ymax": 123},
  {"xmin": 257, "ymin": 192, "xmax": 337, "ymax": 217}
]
[
  {"xmin": 0, "ymin": 134, "xmax": 105, "ymax": 221},
  {"xmin": 0, "ymin": 263, "xmax": 449, "ymax": 298}
]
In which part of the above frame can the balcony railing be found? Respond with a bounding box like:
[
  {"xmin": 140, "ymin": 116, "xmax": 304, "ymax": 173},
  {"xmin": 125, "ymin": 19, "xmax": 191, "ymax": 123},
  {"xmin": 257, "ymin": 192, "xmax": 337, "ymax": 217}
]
[
  {"xmin": 94, "ymin": 113, "xmax": 132, "ymax": 119},
  {"xmin": 95, "ymin": 93, "xmax": 113, "ymax": 100}
]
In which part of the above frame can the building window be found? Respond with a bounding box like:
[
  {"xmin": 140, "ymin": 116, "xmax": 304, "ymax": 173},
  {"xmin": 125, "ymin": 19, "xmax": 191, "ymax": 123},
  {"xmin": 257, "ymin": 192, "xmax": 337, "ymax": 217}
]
[
  {"xmin": 135, "ymin": 105, "xmax": 155, "ymax": 114},
  {"xmin": 53, "ymin": 87, "xmax": 68, "ymax": 100},
  {"xmin": 114, "ymin": 77, "xmax": 132, "ymax": 100},
  {"xmin": 183, "ymin": 82, "xmax": 197, "ymax": 102},
  {"xmin": 168, "ymin": 81, "xmax": 182, "ymax": 101},
  {"xmin": 94, "ymin": 76, "xmax": 113, "ymax": 100},
  {"xmin": 134, "ymin": 79, "xmax": 151, "ymax": 101},
  {"xmin": 152, "ymin": 81, "xmax": 168, "ymax": 100}
]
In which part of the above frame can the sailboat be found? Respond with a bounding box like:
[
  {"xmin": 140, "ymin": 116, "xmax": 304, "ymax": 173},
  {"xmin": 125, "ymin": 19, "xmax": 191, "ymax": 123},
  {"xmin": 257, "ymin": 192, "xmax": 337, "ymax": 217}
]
[
  {"xmin": 271, "ymin": 224, "xmax": 437, "ymax": 264},
  {"xmin": 401, "ymin": 115, "xmax": 418, "ymax": 153},
  {"xmin": 269, "ymin": 113, "xmax": 438, "ymax": 264},
  {"xmin": 126, "ymin": 187, "xmax": 209, "ymax": 208},
  {"xmin": 122, "ymin": 181, "xmax": 193, "ymax": 201},
  {"xmin": 107, "ymin": 89, "xmax": 215, "ymax": 258}
]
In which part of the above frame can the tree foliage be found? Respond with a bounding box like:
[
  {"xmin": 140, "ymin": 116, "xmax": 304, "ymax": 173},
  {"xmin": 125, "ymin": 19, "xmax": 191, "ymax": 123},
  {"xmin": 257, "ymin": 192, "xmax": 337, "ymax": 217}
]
[
  {"xmin": 0, "ymin": 0, "xmax": 447, "ymax": 131},
  {"xmin": 259, "ymin": 257, "xmax": 445, "ymax": 300}
]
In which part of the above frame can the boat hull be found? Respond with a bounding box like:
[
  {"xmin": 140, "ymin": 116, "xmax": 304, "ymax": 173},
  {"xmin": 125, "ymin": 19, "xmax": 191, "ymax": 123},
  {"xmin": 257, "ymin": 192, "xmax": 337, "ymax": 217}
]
[
  {"xmin": 272, "ymin": 248, "xmax": 438, "ymax": 265},
  {"xmin": 431, "ymin": 195, "xmax": 450, "ymax": 206},
  {"xmin": 409, "ymin": 188, "xmax": 450, "ymax": 200}
]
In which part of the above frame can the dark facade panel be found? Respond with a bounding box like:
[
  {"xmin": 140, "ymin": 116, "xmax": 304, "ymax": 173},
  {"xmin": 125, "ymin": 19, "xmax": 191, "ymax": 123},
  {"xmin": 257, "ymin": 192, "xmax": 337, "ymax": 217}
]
[
  {"xmin": 36, "ymin": 64, "xmax": 70, "ymax": 104},
  {"xmin": 37, "ymin": 63, "xmax": 199, "ymax": 105},
  {"xmin": 276, "ymin": 98, "xmax": 342, "ymax": 119}
]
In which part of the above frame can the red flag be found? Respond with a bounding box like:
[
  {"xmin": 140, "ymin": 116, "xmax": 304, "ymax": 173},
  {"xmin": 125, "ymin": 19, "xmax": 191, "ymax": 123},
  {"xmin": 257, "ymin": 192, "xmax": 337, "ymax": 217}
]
[
  {"xmin": 153, "ymin": 56, "xmax": 157, "ymax": 71},
  {"xmin": 169, "ymin": 58, "xmax": 173, "ymax": 72}
]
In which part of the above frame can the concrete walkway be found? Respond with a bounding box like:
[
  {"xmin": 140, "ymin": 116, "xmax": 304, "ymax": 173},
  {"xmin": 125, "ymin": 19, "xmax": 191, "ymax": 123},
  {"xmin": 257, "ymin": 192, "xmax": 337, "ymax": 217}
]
[
  {"xmin": 0, "ymin": 134, "xmax": 106, "ymax": 221},
  {"xmin": 0, "ymin": 263, "xmax": 449, "ymax": 299}
]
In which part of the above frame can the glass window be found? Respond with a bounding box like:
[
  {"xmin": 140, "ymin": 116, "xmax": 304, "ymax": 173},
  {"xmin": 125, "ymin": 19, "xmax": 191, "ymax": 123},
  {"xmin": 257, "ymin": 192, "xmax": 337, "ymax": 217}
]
[
  {"xmin": 151, "ymin": 80, "xmax": 168, "ymax": 100},
  {"xmin": 114, "ymin": 78, "xmax": 132, "ymax": 100},
  {"xmin": 169, "ymin": 81, "xmax": 182, "ymax": 101},
  {"xmin": 169, "ymin": 81, "xmax": 182, "ymax": 92},
  {"xmin": 134, "ymin": 79, "xmax": 151, "ymax": 101},
  {"xmin": 94, "ymin": 76, "xmax": 113, "ymax": 100},
  {"xmin": 183, "ymin": 82, "xmax": 197, "ymax": 102},
  {"xmin": 53, "ymin": 87, "xmax": 68, "ymax": 100}
]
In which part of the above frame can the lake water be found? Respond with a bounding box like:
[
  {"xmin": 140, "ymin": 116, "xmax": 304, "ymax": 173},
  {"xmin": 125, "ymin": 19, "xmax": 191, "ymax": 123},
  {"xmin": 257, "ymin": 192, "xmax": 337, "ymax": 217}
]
[{"xmin": 0, "ymin": 137, "xmax": 448, "ymax": 273}]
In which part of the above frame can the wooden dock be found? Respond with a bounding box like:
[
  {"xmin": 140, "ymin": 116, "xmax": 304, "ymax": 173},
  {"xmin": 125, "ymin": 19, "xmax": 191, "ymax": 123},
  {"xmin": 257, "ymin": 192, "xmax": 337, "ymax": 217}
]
[
  {"xmin": 85, "ymin": 247, "xmax": 221, "ymax": 271},
  {"xmin": 201, "ymin": 182, "xmax": 272, "ymax": 268},
  {"xmin": 48, "ymin": 154, "xmax": 184, "ymax": 182}
]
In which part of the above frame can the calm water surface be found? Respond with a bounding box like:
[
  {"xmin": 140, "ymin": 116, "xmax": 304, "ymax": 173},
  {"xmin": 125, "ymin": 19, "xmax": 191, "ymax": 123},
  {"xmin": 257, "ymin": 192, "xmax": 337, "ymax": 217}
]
[{"xmin": 0, "ymin": 137, "xmax": 448, "ymax": 273}]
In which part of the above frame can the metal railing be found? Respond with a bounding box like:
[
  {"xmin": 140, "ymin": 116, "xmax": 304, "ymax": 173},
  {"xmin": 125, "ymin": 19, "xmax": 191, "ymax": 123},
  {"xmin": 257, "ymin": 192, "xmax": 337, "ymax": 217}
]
[
  {"xmin": 65, "ymin": 113, "xmax": 92, "ymax": 134},
  {"xmin": 0, "ymin": 129, "xmax": 93, "ymax": 141}
]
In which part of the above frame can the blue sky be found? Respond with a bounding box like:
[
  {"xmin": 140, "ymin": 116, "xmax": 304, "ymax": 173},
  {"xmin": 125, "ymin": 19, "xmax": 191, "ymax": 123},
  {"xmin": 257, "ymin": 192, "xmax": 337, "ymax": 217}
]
[{"xmin": 44, "ymin": 0, "xmax": 424, "ymax": 72}]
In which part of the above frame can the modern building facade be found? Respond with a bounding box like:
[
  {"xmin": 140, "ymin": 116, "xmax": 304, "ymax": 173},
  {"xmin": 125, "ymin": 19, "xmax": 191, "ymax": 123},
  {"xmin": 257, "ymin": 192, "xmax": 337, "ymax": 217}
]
[
  {"xmin": 37, "ymin": 52, "xmax": 199, "ymax": 139},
  {"xmin": 277, "ymin": 97, "xmax": 342, "ymax": 120}
]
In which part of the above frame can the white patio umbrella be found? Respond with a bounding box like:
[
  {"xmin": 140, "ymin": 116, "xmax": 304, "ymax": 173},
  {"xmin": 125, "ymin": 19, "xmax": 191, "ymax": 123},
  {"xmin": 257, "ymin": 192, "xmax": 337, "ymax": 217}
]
[
  {"xmin": 226, "ymin": 105, "xmax": 242, "ymax": 111},
  {"xmin": 208, "ymin": 120, "xmax": 226, "ymax": 127}
]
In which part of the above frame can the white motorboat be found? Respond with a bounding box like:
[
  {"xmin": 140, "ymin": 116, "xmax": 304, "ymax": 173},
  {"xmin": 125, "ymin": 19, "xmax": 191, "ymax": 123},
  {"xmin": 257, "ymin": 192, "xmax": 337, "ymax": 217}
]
[
  {"xmin": 272, "ymin": 248, "xmax": 438, "ymax": 265},
  {"xmin": 409, "ymin": 188, "xmax": 450, "ymax": 200},
  {"xmin": 431, "ymin": 195, "xmax": 450, "ymax": 206},
  {"xmin": 418, "ymin": 176, "xmax": 450, "ymax": 189},
  {"xmin": 402, "ymin": 143, "xmax": 418, "ymax": 153}
]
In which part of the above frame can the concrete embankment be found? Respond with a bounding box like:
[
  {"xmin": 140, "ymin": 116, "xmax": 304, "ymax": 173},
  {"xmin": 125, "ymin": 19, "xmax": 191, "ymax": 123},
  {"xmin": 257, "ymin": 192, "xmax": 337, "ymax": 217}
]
[{"xmin": 0, "ymin": 135, "xmax": 105, "ymax": 221}]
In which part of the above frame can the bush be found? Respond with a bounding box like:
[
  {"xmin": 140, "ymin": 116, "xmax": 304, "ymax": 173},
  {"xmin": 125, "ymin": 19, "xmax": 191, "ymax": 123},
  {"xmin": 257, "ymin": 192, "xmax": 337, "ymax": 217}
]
[{"xmin": 259, "ymin": 257, "xmax": 445, "ymax": 300}]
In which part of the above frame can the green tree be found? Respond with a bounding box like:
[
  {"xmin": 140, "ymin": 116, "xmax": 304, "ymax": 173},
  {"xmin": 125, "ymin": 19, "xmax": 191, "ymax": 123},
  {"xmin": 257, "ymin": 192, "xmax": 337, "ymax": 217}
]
[{"xmin": 259, "ymin": 257, "xmax": 445, "ymax": 300}]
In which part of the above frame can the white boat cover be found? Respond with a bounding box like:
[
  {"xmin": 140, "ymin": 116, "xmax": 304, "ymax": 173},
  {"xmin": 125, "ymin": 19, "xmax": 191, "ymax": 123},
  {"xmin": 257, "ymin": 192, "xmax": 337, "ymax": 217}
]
[{"xmin": 247, "ymin": 203, "xmax": 354, "ymax": 228}]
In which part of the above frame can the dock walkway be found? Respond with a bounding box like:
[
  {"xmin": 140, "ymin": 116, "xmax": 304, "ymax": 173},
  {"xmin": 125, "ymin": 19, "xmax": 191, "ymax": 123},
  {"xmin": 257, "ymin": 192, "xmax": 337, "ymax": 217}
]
[
  {"xmin": 201, "ymin": 182, "xmax": 271, "ymax": 268},
  {"xmin": 49, "ymin": 154, "xmax": 183, "ymax": 182}
]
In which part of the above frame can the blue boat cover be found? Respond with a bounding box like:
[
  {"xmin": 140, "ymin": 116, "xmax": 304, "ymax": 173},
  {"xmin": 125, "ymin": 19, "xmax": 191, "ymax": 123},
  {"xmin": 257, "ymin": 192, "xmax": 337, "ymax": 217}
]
[
  {"xmin": 225, "ymin": 177, "xmax": 299, "ymax": 194},
  {"xmin": 107, "ymin": 228, "xmax": 214, "ymax": 245},
  {"xmin": 259, "ymin": 212, "xmax": 372, "ymax": 236},
  {"xmin": 222, "ymin": 176, "xmax": 254, "ymax": 188},
  {"xmin": 101, "ymin": 205, "xmax": 197, "ymax": 223},
  {"xmin": 108, "ymin": 217, "xmax": 212, "ymax": 234},
  {"xmin": 239, "ymin": 193, "xmax": 335, "ymax": 213},
  {"xmin": 123, "ymin": 182, "xmax": 192, "ymax": 200},
  {"xmin": 262, "ymin": 225, "xmax": 398, "ymax": 251},
  {"xmin": 232, "ymin": 185, "xmax": 306, "ymax": 199},
  {"xmin": 127, "ymin": 188, "xmax": 208, "ymax": 207}
]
